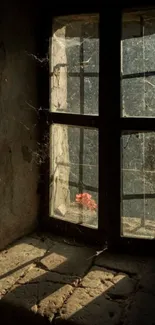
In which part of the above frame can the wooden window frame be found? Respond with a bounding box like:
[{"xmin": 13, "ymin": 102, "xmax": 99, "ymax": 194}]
[{"xmin": 38, "ymin": 6, "xmax": 155, "ymax": 254}]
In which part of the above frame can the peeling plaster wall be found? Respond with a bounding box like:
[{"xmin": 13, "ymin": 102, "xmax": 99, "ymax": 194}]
[{"xmin": 0, "ymin": 3, "xmax": 39, "ymax": 249}]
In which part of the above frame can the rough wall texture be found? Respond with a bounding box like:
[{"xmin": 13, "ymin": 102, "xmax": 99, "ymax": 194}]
[{"xmin": 0, "ymin": 3, "xmax": 39, "ymax": 249}]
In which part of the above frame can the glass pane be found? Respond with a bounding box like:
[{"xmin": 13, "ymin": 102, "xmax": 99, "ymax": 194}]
[
  {"xmin": 121, "ymin": 131, "xmax": 155, "ymax": 238},
  {"xmin": 84, "ymin": 77, "xmax": 99, "ymax": 115},
  {"xmin": 50, "ymin": 14, "xmax": 99, "ymax": 115},
  {"xmin": 121, "ymin": 10, "xmax": 155, "ymax": 117},
  {"xmin": 49, "ymin": 124, "xmax": 98, "ymax": 228}
]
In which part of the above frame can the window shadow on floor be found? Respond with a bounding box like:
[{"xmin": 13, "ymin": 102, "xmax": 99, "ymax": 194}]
[{"xmin": 0, "ymin": 234, "xmax": 155, "ymax": 325}]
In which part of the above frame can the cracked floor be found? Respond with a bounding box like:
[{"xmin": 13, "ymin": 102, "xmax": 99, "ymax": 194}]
[{"xmin": 0, "ymin": 233, "xmax": 155, "ymax": 325}]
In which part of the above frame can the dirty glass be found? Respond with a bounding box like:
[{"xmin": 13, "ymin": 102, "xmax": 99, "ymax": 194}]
[
  {"xmin": 49, "ymin": 124, "xmax": 98, "ymax": 228},
  {"xmin": 121, "ymin": 131, "xmax": 155, "ymax": 239},
  {"xmin": 50, "ymin": 14, "xmax": 99, "ymax": 115},
  {"xmin": 121, "ymin": 11, "xmax": 155, "ymax": 117}
]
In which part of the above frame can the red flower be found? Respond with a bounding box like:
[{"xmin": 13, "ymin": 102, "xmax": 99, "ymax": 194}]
[{"xmin": 75, "ymin": 193, "xmax": 97, "ymax": 211}]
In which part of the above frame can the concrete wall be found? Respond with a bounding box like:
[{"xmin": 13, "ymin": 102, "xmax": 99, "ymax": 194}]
[{"xmin": 0, "ymin": 3, "xmax": 39, "ymax": 249}]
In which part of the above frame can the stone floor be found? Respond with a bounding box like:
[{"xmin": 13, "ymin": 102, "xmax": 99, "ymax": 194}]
[{"xmin": 0, "ymin": 232, "xmax": 155, "ymax": 325}]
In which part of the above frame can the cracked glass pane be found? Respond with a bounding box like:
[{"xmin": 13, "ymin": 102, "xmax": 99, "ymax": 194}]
[
  {"xmin": 49, "ymin": 124, "xmax": 98, "ymax": 228},
  {"xmin": 121, "ymin": 131, "xmax": 155, "ymax": 239},
  {"xmin": 50, "ymin": 14, "xmax": 99, "ymax": 115},
  {"xmin": 121, "ymin": 11, "xmax": 155, "ymax": 117}
]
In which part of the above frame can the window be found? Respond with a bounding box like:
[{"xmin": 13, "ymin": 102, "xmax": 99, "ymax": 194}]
[
  {"xmin": 48, "ymin": 14, "xmax": 100, "ymax": 240},
  {"xmin": 40, "ymin": 10, "xmax": 120, "ymax": 247},
  {"xmin": 121, "ymin": 9, "xmax": 155, "ymax": 242},
  {"xmin": 41, "ymin": 8, "xmax": 155, "ymax": 252}
]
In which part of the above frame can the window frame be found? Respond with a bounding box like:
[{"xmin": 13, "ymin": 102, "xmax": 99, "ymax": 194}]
[{"xmin": 39, "ymin": 6, "xmax": 155, "ymax": 254}]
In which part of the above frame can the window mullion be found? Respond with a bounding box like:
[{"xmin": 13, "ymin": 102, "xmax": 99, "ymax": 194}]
[
  {"xmin": 121, "ymin": 117, "xmax": 155, "ymax": 132},
  {"xmin": 48, "ymin": 112, "xmax": 99, "ymax": 128},
  {"xmin": 98, "ymin": 9, "xmax": 121, "ymax": 246}
]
